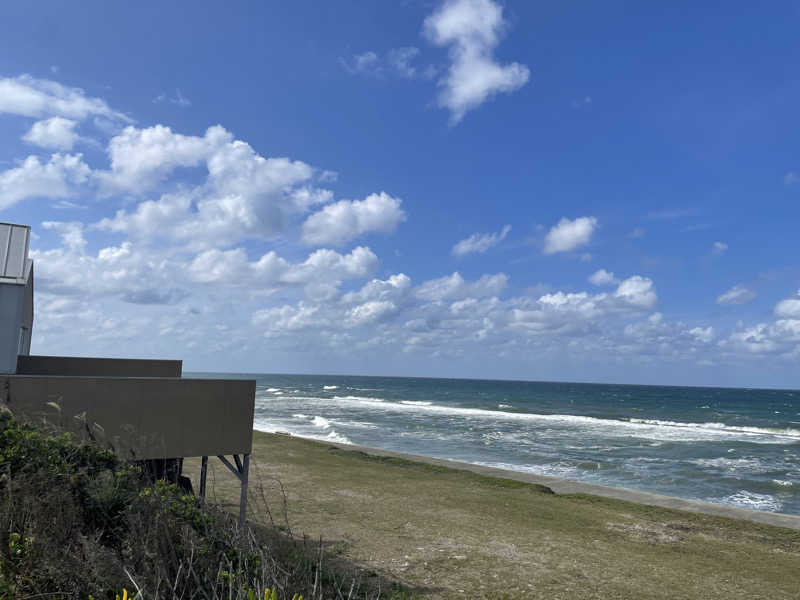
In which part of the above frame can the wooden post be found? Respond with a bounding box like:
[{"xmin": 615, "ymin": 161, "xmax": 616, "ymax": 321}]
[
  {"xmin": 199, "ymin": 455, "xmax": 208, "ymax": 503},
  {"xmin": 239, "ymin": 453, "xmax": 250, "ymax": 531}
]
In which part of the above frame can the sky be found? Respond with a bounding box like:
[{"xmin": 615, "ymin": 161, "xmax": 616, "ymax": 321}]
[{"xmin": 1, "ymin": 0, "xmax": 799, "ymax": 388}]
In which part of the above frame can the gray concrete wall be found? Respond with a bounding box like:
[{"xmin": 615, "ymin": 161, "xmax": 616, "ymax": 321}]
[
  {"xmin": 0, "ymin": 283, "xmax": 24, "ymax": 374},
  {"xmin": 17, "ymin": 355, "xmax": 183, "ymax": 378},
  {"xmin": 20, "ymin": 263, "xmax": 32, "ymax": 355},
  {"xmin": 3, "ymin": 375, "xmax": 255, "ymax": 459}
]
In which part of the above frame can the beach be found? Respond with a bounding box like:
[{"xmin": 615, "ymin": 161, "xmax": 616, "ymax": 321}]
[
  {"xmin": 184, "ymin": 430, "xmax": 800, "ymax": 600},
  {"xmin": 221, "ymin": 374, "xmax": 800, "ymax": 515}
]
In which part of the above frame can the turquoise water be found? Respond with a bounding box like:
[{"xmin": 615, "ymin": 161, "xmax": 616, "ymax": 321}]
[{"xmin": 204, "ymin": 374, "xmax": 800, "ymax": 515}]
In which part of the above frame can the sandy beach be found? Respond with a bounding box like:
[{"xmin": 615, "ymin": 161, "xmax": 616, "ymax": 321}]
[{"xmin": 185, "ymin": 431, "xmax": 800, "ymax": 599}]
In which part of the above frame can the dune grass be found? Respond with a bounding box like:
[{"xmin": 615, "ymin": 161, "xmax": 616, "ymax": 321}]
[
  {"xmin": 186, "ymin": 431, "xmax": 800, "ymax": 600},
  {"xmin": 0, "ymin": 413, "xmax": 417, "ymax": 599}
]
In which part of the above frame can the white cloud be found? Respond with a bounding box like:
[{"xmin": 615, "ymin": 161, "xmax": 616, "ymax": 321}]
[
  {"xmin": 23, "ymin": 117, "xmax": 80, "ymax": 150},
  {"xmin": 33, "ymin": 216, "xmax": 379, "ymax": 305},
  {"xmin": 153, "ymin": 89, "xmax": 191, "ymax": 107},
  {"xmin": 345, "ymin": 300, "xmax": 398, "ymax": 327},
  {"xmin": 415, "ymin": 272, "xmax": 507, "ymax": 301},
  {"xmin": 717, "ymin": 285, "xmax": 756, "ymax": 306},
  {"xmin": 10, "ymin": 74, "xmax": 800, "ymax": 376},
  {"xmin": 543, "ymin": 216, "xmax": 598, "ymax": 255},
  {"xmin": 96, "ymin": 124, "xmax": 331, "ymax": 247},
  {"xmin": 341, "ymin": 47, "xmax": 434, "ymax": 80},
  {"xmin": 0, "ymin": 153, "xmax": 90, "ymax": 210},
  {"xmin": 187, "ymin": 246, "xmax": 378, "ymax": 287},
  {"xmin": 387, "ymin": 47, "xmax": 423, "ymax": 78},
  {"xmin": 301, "ymin": 192, "xmax": 406, "ymax": 246},
  {"xmin": 711, "ymin": 241, "xmax": 728, "ymax": 256},
  {"xmin": 423, "ymin": 0, "xmax": 529, "ymax": 123},
  {"xmin": 252, "ymin": 303, "xmax": 323, "ymax": 332},
  {"xmin": 614, "ymin": 276, "xmax": 658, "ymax": 309},
  {"xmin": 0, "ymin": 74, "xmax": 130, "ymax": 122},
  {"xmin": 774, "ymin": 290, "xmax": 800, "ymax": 319},
  {"xmin": 451, "ymin": 224, "xmax": 510, "ymax": 256},
  {"xmin": 96, "ymin": 124, "xmax": 231, "ymax": 193},
  {"xmin": 588, "ymin": 269, "xmax": 619, "ymax": 286},
  {"xmin": 688, "ymin": 326, "xmax": 714, "ymax": 343},
  {"xmin": 340, "ymin": 51, "xmax": 381, "ymax": 75},
  {"xmin": 719, "ymin": 290, "xmax": 800, "ymax": 356}
]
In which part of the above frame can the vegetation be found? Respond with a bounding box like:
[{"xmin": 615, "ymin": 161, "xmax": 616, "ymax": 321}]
[
  {"xmin": 186, "ymin": 431, "xmax": 800, "ymax": 599},
  {"xmin": 0, "ymin": 411, "xmax": 417, "ymax": 599}
]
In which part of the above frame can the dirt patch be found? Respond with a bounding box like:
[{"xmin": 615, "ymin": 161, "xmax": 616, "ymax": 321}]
[{"xmin": 606, "ymin": 520, "xmax": 691, "ymax": 544}]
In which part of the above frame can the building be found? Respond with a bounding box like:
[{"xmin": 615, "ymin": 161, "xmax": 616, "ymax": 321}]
[
  {"xmin": 0, "ymin": 222, "xmax": 255, "ymax": 528},
  {"xmin": 0, "ymin": 223, "xmax": 33, "ymax": 374}
]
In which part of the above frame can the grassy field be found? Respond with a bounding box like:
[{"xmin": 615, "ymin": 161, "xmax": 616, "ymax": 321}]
[{"xmin": 185, "ymin": 431, "xmax": 800, "ymax": 599}]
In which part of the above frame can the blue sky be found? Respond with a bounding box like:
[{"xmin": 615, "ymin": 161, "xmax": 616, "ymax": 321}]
[{"xmin": 1, "ymin": 0, "xmax": 799, "ymax": 387}]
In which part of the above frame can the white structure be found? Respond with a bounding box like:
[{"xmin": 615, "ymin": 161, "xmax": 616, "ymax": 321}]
[{"xmin": 0, "ymin": 223, "xmax": 33, "ymax": 374}]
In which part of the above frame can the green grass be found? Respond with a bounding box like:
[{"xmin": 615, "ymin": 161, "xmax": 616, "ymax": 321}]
[{"xmin": 186, "ymin": 431, "xmax": 800, "ymax": 600}]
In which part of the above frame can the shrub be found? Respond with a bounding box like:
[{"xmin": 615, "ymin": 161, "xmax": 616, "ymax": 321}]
[{"xmin": 0, "ymin": 411, "xmax": 418, "ymax": 599}]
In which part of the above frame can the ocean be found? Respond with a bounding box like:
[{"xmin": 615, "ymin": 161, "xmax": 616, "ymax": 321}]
[{"xmin": 209, "ymin": 374, "xmax": 800, "ymax": 515}]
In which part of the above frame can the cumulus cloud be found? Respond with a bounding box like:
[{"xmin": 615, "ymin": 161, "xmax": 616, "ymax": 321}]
[
  {"xmin": 451, "ymin": 224, "xmax": 510, "ymax": 256},
  {"xmin": 0, "ymin": 74, "xmax": 130, "ymax": 122},
  {"xmin": 246, "ymin": 270, "xmax": 661, "ymax": 354},
  {"xmin": 301, "ymin": 192, "xmax": 406, "ymax": 246},
  {"xmin": 614, "ymin": 276, "xmax": 658, "ymax": 308},
  {"xmin": 543, "ymin": 216, "xmax": 598, "ymax": 255},
  {"xmin": 720, "ymin": 290, "xmax": 800, "ymax": 356},
  {"xmin": 95, "ymin": 124, "xmax": 334, "ymax": 247},
  {"xmin": 9, "ymin": 73, "xmax": 798, "ymax": 374},
  {"xmin": 187, "ymin": 246, "xmax": 378, "ymax": 287},
  {"xmin": 717, "ymin": 284, "xmax": 756, "ymax": 306},
  {"xmin": 33, "ymin": 216, "xmax": 379, "ymax": 305},
  {"xmin": 423, "ymin": 0, "xmax": 529, "ymax": 123},
  {"xmin": 0, "ymin": 153, "xmax": 90, "ymax": 210},
  {"xmin": 588, "ymin": 269, "xmax": 619, "ymax": 286},
  {"xmin": 774, "ymin": 290, "xmax": 800, "ymax": 319},
  {"xmin": 415, "ymin": 272, "xmax": 507, "ymax": 301},
  {"xmin": 23, "ymin": 117, "xmax": 80, "ymax": 150},
  {"xmin": 96, "ymin": 124, "xmax": 232, "ymax": 193}
]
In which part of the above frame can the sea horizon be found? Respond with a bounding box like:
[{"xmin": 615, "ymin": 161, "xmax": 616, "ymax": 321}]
[{"xmin": 188, "ymin": 370, "xmax": 800, "ymax": 394}]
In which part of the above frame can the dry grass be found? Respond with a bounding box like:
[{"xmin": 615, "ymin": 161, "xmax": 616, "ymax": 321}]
[{"xmin": 185, "ymin": 431, "xmax": 800, "ymax": 600}]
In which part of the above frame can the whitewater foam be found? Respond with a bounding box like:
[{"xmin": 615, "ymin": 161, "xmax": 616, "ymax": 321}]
[
  {"xmin": 717, "ymin": 490, "xmax": 782, "ymax": 512},
  {"xmin": 628, "ymin": 418, "xmax": 800, "ymax": 438},
  {"xmin": 333, "ymin": 395, "xmax": 385, "ymax": 403},
  {"xmin": 320, "ymin": 396, "xmax": 800, "ymax": 444},
  {"xmin": 323, "ymin": 385, "xmax": 339, "ymax": 390},
  {"xmin": 312, "ymin": 416, "xmax": 331, "ymax": 428}
]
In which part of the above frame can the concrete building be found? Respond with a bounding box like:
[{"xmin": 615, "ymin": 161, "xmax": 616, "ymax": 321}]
[
  {"xmin": 0, "ymin": 223, "xmax": 33, "ymax": 374},
  {"xmin": 1, "ymin": 222, "xmax": 255, "ymax": 527}
]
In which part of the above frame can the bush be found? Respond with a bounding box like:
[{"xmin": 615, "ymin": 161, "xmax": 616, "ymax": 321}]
[{"xmin": 0, "ymin": 412, "xmax": 418, "ymax": 599}]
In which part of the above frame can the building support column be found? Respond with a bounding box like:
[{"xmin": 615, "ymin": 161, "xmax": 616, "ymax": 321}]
[
  {"xmin": 217, "ymin": 453, "xmax": 250, "ymax": 530},
  {"xmin": 199, "ymin": 455, "xmax": 208, "ymax": 503}
]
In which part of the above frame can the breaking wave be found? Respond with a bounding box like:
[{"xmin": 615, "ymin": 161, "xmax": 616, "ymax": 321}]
[{"xmin": 320, "ymin": 395, "xmax": 800, "ymax": 444}]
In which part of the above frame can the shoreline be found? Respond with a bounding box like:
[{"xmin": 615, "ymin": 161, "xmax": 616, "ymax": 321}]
[{"xmin": 277, "ymin": 432, "xmax": 800, "ymax": 531}]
